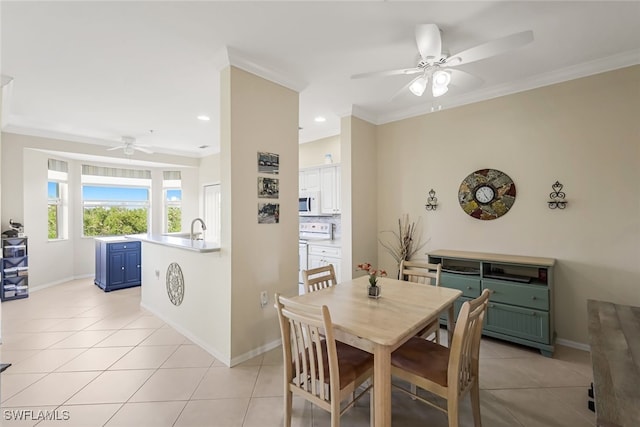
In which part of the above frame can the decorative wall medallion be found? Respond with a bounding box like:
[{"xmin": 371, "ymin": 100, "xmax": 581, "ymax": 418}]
[
  {"xmin": 458, "ymin": 169, "xmax": 516, "ymax": 220},
  {"xmin": 166, "ymin": 262, "xmax": 184, "ymax": 306}
]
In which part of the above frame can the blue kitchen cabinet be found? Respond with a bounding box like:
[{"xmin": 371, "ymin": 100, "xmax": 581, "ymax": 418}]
[{"xmin": 95, "ymin": 238, "xmax": 141, "ymax": 292}]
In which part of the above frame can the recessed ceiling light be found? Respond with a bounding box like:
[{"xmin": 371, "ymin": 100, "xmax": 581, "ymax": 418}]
[
  {"xmin": 197, "ymin": 115, "xmax": 210, "ymax": 121},
  {"xmin": 314, "ymin": 116, "xmax": 326, "ymax": 123}
]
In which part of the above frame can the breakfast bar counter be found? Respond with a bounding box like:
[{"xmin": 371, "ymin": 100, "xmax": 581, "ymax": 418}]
[{"xmin": 128, "ymin": 233, "xmax": 220, "ymax": 253}]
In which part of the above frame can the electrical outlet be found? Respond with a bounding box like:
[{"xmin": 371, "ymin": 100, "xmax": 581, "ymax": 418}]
[{"xmin": 260, "ymin": 291, "xmax": 268, "ymax": 308}]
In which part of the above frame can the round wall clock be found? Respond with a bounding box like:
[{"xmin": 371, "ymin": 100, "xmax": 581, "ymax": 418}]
[{"xmin": 458, "ymin": 169, "xmax": 516, "ymax": 220}]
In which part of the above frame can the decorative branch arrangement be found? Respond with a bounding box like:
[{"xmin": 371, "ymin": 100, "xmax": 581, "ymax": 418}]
[{"xmin": 378, "ymin": 214, "xmax": 428, "ymax": 274}]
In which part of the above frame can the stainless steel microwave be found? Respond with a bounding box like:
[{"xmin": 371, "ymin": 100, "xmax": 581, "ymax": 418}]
[{"xmin": 299, "ymin": 192, "xmax": 321, "ymax": 216}]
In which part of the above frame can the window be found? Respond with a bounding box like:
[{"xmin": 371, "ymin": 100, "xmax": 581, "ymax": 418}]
[
  {"xmin": 163, "ymin": 171, "xmax": 182, "ymax": 233},
  {"xmin": 81, "ymin": 165, "xmax": 151, "ymax": 237},
  {"xmin": 48, "ymin": 159, "xmax": 68, "ymax": 240}
]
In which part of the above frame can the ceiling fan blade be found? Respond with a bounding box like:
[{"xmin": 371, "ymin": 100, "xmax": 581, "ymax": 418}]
[
  {"xmin": 448, "ymin": 69, "xmax": 484, "ymax": 90},
  {"xmin": 134, "ymin": 146, "xmax": 153, "ymax": 154},
  {"xmin": 415, "ymin": 24, "xmax": 441, "ymax": 60},
  {"xmin": 106, "ymin": 146, "xmax": 123, "ymax": 151},
  {"xmin": 444, "ymin": 30, "xmax": 534, "ymax": 67},
  {"xmin": 351, "ymin": 67, "xmax": 422, "ymax": 79}
]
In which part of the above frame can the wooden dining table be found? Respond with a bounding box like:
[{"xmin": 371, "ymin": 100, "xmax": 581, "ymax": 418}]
[{"xmin": 291, "ymin": 275, "xmax": 462, "ymax": 427}]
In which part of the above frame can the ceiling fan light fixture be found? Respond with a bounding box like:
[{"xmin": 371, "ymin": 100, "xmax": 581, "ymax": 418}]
[
  {"xmin": 409, "ymin": 76, "xmax": 427, "ymax": 96},
  {"xmin": 432, "ymin": 70, "xmax": 451, "ymax": 88},
  {"xmin": 432, "ymin": 84, "xmax": 449, "ymax": 97},
  {"xmin": 432, "ymin": 70, "xmax": 451, "ymax": 97},
  {"xmin": 123, "ymin": 145, "xmax": 135, "ymax": 156}
]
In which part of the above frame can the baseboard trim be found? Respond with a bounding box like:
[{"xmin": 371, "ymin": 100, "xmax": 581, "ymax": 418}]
[
  {"xmin": 230, "ymin": 339, "xmax": 282, "ymax": 367},
  {"xmin": 29, "ymin": 274, "xmax": 94, "ymax": 293},
  {"xmin": 556, "ymin": 337, "xmax": 590, "ymax": 352},
  {"xmin": 140, "ymin": 302, "xmax": 232, "ymax": 367}
]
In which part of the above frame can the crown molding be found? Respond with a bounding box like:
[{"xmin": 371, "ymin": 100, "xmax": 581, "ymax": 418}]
[
  {"xmin": 212, "ymin": 46, "xmax": 308, "ymax": 93},
  {"xmin": 377, "ymin": 49, "xmax": 640, "ymax": 125},
  {"xmin": 336, "ymin": 105, "xmax": 379, "ymax": 125}
]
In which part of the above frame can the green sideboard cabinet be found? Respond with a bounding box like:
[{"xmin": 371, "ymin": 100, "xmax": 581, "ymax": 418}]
[{"xmin": 429, "ymin": 250, "xmax": 556, "ymax": 357}]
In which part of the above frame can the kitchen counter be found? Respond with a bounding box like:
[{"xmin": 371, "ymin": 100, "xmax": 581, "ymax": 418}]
[{"xmin": 128, "ymin": 234, "xmax": 220, "ymax": 253}]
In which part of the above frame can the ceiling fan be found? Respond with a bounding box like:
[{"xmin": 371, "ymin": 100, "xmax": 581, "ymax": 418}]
[
  {"xmin": 107, "ymin": 136, "xmax": 153, "ymax": 155},
  {"xmin": 352, "ymin": 24, "xmax": 534, "ymax": 99}
]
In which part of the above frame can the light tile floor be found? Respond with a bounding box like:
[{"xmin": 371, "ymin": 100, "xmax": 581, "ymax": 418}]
[{"xmin": 0, "ymin": 278, "xmax": 596, "ymax": 426}]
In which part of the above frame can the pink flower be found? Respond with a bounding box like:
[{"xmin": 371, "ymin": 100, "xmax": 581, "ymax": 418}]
[{"xmin": 357, "ymin": 262, "xmax": 386, "ymax": 286}]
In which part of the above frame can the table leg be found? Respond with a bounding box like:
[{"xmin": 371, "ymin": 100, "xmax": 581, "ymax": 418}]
[
  {"xmin": 447, "ymin": 304, "xmax": 455, "ymax": 345},
  {"xmin": 373, "ymin": 344, "xmax": 391, "ymax": 427}
]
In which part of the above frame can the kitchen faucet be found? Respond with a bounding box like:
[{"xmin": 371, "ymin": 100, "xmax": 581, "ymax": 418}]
[{"xmin": 190, "ymin": 218, "xmax": 207, "ymax": 240}]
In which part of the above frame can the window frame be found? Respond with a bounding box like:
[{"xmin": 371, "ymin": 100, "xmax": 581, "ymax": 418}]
[
  {"xmin": 47, "ymin": 166, "xmax": 69, "ymax": 241},
  {"xmin": 81, "ymin": 183, "xmax": 151, "ymax": 237}
]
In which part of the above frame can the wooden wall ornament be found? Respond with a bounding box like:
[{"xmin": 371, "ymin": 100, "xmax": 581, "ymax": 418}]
[{"xmin": 458, "ymin": 169, "xmax": 516, "ymax": 220}]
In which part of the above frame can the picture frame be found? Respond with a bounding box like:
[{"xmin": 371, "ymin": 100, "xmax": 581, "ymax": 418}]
[
  {"xmin": 258, "ymin": 203, "xmax": 279, "ymax": 224},
  {"xmin": 258, "ymin": 152, "xmax": 279, "ymax": 174},
  {"xmin": 258, "ymin": 177, "xmax": 279, "ymax": 199}
]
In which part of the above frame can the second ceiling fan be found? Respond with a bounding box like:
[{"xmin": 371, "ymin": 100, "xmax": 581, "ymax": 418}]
[{"xmin": 352, "ymin": 24, "xmax": 534, "ymax": 99}]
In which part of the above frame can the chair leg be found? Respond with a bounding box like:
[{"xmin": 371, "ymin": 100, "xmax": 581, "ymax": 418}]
[
  {"xmin": 284, "ymin": 389, "xmax": 292, "ymax": 427},
  {"xmin": 369, "ymin": 386, "xmax": 375, "ymax": 425},
  {"xmin": 447, "ymin": 397, "xmax": 459, "ymax": 427},
  {"xmin": 470, "ymin": 380, "xmax": 482, "ymax": 427}
]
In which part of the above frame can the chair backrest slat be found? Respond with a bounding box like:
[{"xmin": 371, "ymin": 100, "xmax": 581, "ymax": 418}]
[
  {"xmin": 303, "ymin": 265, "xmax": 337, "ymax": 293},
  {"xmin": 448, "ymin": 289, "xmax": 491, "ymax": 397},
  {"xmin": 276, "ymin": 294, "xmax": 340, "ymax": 404},
  {"xmin": 399, "ymin": 260, "xmax": 442, "ymax": 286}
]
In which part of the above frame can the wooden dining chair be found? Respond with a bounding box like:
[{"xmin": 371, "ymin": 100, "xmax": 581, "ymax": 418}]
[
  {"xmin": 302, "ymin": 264, "xmax": 337, "ymax": 293},
  {"xmin": 390, "ymin": 289, "xmax": 491, "ymax": 427},
  {"xmin": 399, "ymin": 259, "xmax": 443, "ymax": 342},
  {"xmin": 274, "ymin": 293, "xmax": 374, "ymax": 427}
]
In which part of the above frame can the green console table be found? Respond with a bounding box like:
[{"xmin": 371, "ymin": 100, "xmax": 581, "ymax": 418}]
[{"xmin": 428, "ymin": 249, "xmax": 556, "ymax": 357}]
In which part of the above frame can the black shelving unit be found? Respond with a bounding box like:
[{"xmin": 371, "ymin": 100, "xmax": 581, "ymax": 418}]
[{"xmin": 1, "ymin": 237, "xmax": 29, "ymax": 301}]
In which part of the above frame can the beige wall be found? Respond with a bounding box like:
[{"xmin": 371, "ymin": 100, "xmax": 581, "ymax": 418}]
[
  {"xmin": 221, "ymin": 66, "xmax": 299, "ymax": 363},
  {"xmin": 299, "ymin": 134, "xmax": 340, "ymax": 168},
  {"xmin": 341, "ymin": 117, "xmax": 378, "ymax": 281},
  {"xmin": 1, "ymin": 132, "xmax": 200, "ymax": 287},
  {"xmin": 375, "ymin": 65, "xmax": 640, "ymax": 345}
]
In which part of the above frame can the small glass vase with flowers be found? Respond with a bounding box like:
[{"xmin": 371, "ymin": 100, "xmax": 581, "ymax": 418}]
[{"xmin": 357, "ymin": 263, "xmax": 387, "ymax": 299}]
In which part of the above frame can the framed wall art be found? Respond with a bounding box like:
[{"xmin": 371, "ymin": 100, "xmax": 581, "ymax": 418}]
[
  {"xmin": 258, "ymin": 177, "xmax": 279, "ymax": 199},
  {"xmin": 258, "ymin": 152, "xmax": 279, "ymax": 174}
]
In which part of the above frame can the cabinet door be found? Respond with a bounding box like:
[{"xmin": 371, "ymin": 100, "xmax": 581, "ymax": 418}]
[
  {"xmin": 485, "ymin": 301, "xmax": 550, "ymax": 344},
  {"xmin": 334, "ymin": 167, "xmax": 341, "ymax": 214},
  {"xmin": 124, "ymin": 249, "xmax": 141, "ymax": 285},
  {"xmin": 320, "ymin": 167, "xmax": 336, "ymax": 214},
  {"xmin": 320, "ymin": 166, "xmax": 341, "ymax": 214},
  {"xmin": 300, "ymin": 169, "xmax": 320, "ymax": 192},
  {"xmin": 108, "ymin": 251, "xmax": 126, "ymax": 286},
  {"xmin": 308, "ymin": 255, "xmax": 341, "ymax": 281}
]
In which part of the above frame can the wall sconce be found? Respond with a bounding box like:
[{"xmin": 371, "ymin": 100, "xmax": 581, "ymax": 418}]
[
  {"xmin": 548, "ymin": 181, "xmax": 567, "ymax": 209},
  {"xmin": 425, "ymin": 188, "xmax": 438, "ymax": 211}
]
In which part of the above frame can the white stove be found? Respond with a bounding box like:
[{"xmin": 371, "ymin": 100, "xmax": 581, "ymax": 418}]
[
  {"xmin": 299, "ymin": 222, "xmax": 333, "ymax": 242},
  {"xmin": 299, "ymin": 222, "xmax": 334, "ymax": 290}
]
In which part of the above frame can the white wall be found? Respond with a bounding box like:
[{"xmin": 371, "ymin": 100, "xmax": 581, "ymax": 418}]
[
  {"xmin": 140, "ymin": 243, "xmax": 231, "ymax": 364},
  {"xmin": 375, "ymin": 66, "xmax": 640, "ymax": 345},
  {"xmin": 1, "ymin": 132, "xmax": 200, "ymax": 288}
]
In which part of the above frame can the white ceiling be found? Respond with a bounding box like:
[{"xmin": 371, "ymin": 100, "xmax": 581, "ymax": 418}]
[{"xmin": 2, "ymin": 1, "xmax": 639, "ymax": 158}]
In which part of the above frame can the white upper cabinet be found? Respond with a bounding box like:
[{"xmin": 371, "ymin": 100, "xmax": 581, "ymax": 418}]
[
  {"xmin": 320, "ymin": 165, "xmax": 341, "ymax": 215},
  {"xmin": 299, "ymin": 168, "xmax": 320, "ymax": 192},
  {"xmin": 299, "ymin": 164, "xmax": 341, "ymax": 215}
]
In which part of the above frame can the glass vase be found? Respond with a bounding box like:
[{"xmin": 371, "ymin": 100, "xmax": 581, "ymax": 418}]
[{"xmin": 368, "ymin": 283, "xmax": 381, "ymax": 299}]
